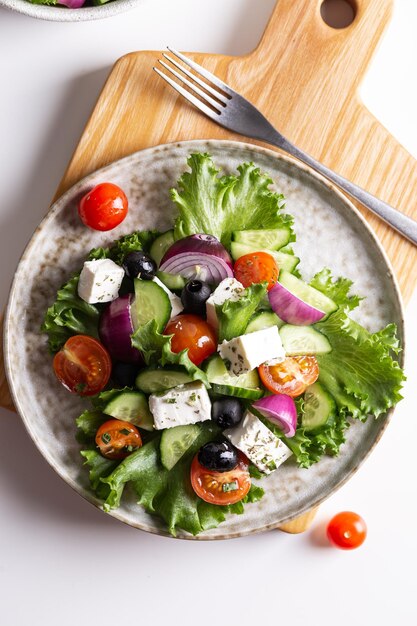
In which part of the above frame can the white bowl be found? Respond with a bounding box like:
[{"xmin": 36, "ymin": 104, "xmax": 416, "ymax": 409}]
[{"xmin": 0, "ymin": 0, "xmax": 142, "ymax": 22}]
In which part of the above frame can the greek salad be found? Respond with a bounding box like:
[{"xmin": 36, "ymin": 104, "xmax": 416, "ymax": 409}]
[{"xmin": 42, "ymin": 153, "xmax": 405, "ymax": 536}]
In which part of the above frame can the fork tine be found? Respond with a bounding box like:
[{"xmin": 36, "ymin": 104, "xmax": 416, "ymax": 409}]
[
  {"xmin": 162, "ymin": 53, "xmax": 229, "ymax": 105},
  {"xmin": 157, "ymin": 60, "xmax": 223, "ymax": 112},
  {"xmin": 167, "ymin": 47, "xmax": 234, "ymax": 98},
  {"xmin": 153, "ymin": 67, "xmax": 221, "ymax": 122}
]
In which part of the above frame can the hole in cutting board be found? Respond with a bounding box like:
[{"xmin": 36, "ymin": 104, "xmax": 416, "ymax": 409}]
[{"xmin": 320, "ymin": 0, "xmax": 356, "ymax": 29}]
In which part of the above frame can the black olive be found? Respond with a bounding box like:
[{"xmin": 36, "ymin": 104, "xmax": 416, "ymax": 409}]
[
  {"xmin": 198, "ymin": 440, "xmax": 238, "ymax": 472},
  {"xmin": 211, "ymin": 397, "xmax": 244, "ymax": 429},
  {"xmin": 112, "ymin": 362, "xmax": 141, "ymax": 388},
  {"xmin": 181, "ymin": 280, "xmax": 212, "ymax": 316},
  {"xmin": 122, "ymin": 251, "xmax": 157, "ymax": 280}
]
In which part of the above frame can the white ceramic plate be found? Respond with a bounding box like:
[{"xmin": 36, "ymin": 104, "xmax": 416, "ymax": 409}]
[
  {"xmin": 0, "ymin": 0, "xmax": 142, "ymax": 22},
  {"xmin": 4, "ymin": 140, "xmax": 404, "ymax": 539}
]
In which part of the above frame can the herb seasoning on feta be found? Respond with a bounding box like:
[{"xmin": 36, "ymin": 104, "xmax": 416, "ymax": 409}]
[
  {"xmin": 224, "ymin": 410, "xmax": 292, "ymax": 474},
  {"xmin": 149, "ymin": 381, "xmax": 211, "ymax": 430},
  {"xmin": 218, "ymin": 326, "xmax": 286, "ymax": 376}
]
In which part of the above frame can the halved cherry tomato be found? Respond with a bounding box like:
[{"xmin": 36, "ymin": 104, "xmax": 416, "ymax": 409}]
[
  {"xmin": 164, "ymin": 314, "xmax": 217, "ymax": 365},
  {"xmin": 190, "ymin": 452, "xmax": 251, "ymax": 505},
  {"xmin": 96, "ymin": 419, "xmax": 142, "ymax": 460},
  {"xmin": 78, "ymin": 182, "xmax": 128, "ymax": 231},
  {"xmin": 234, "ymin": 251, "xmax": 279, "ymax": 291},
  {"xmin": 53, "ymin": 335, "xmax": 111, "ymax": 396},
  {"xmin": 258, "ymin": 355, "xmax": 319, "ymax": 397},
  {"xmin": 326, "ymin": 511, "xmax": 367, "ymax": 550}
]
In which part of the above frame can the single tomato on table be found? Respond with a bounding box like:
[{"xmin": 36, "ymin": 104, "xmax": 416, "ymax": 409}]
[
  {"xmin": 234, "ymin": 251, "xmax": 279, "ymax": 291},
  {"xmin": 95, "ymin": 419, "xmax": 142, "ymax": 460},
  {"xmin": 327, "ymin": 511, "xmax": 367, "ymax": 550},
  {"xmin": 78, "ymin": 182, "xmax": 128, "ymax": 231},
  {"xmin": 53, "ymin": 334, "xmax": 111, "ymax": 396},
  {"xmin": 190, "ymin": 452, "xmax": 251, "ymax": 505},
  {"xmin": 258, "ymin": 355, "xmax": 319, "ymax": 397},
  {"xmin": 164, "ymin": 314, "xmax": 217, "ymax": 365}
]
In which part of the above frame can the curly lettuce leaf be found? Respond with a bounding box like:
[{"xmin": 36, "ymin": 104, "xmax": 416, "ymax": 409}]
[
  {"xmin": 41, "ymin": 275, "xmax": 100, "ymax": 353},
  {"xmin": 216, "ymin": 282, "xmax": 268, "ymax": 342},
  {"xmin": 81, "ymin": 450, "xmax": 118, "ymax": 499},
  {"xmin": 131, "ymin": 320, "xmax": 209, "ymax": 386},
  {"xmin": 76, "ymin": 409, "xmax": 107, "ymax": 443},
  {"xmin": 100, "ymin": 423, "xmax": 264, "ymax": 536},
  {"xmin": 89, "ymin": 229, "xmax": 160, "ymax": 265},
  {"xmin": 171, "ymin": 154, "xmax": 293, "ymax": 248},
  {"xmin": 315, "ymin": 308, "xmax": 405, "ymax": 421},
  {"xmin": 309, "ymin": 268, "xmax": 362, "ymax": 311}
]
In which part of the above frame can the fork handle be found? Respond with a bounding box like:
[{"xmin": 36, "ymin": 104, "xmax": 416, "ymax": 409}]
[{"xmin": 276, "ymin": 137, "xmax": 417, "ymax": 246}]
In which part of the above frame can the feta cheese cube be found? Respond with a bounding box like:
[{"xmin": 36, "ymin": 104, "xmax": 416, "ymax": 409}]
[
  {"xmin": 224, "ymin": 410, "xmax": 292, "ymax": 474},
  {"xmin": 78, "ymin": 259, "xmax": 125, "ymax": 304},
  {"xmin": 149, "ymin": 381, "xmax": 211, "ymax": 430},
  {"xmin": 218, "ymin": 326, "xmax": 285, "ymax": 376},
  {"xmin": 153, "ymin": 276, "xmax": 183, "ymax": 318},
  {"xmin": 206, "ymin": 278, "xmax": 245, "ymax": 330}
]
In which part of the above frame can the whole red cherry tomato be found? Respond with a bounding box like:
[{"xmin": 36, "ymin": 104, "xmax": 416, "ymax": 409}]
[
  {"xmin": 78, "ymin": 182, "xmax": 128, "ymax": 231},
  {"xmin": 326, "ymin": 511, "xmax": 367, "ymax": 550},
  {"xmin": 234, "ymin": 251, "xmax": 279, "ymax": 291},
  {"xmin": 164, "ymin": 314, "xmax": 217, "ymax": 365}
]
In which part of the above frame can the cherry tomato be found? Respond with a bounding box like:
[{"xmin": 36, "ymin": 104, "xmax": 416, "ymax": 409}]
[
  {"xmin": 96, "ymin": 419, "xmax": 142, "ymax": 460},
  {"xmin": 164, "ymin": 314, "xmax": 217, "ymax": 365},
  {"xmin": 190, "ymin": 452, "xmax": 251, "ymax": 505},
  {"xmin": 326, "ymin": 511, "xmax": 367, "ymax": 550},
  {"xmin": 258, "ymin": 355, "xmax": 319, "ymax": 397},
  {"xmin": 234, "ymin": 251, "xmax": 279, "ymax": 291},
  {"xmin": 78, "ymin": 182, "xmax": 128, "ymax": 231},
  {"xmin": 53, "ymin": 335, "xmax": 111, "ymax": 396}
]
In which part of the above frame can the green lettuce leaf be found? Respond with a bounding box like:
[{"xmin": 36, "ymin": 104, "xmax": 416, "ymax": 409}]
[
  {"xmin": 216, "ymin": 282, "xmax": 268, "ymax": 342},
  {"xmin": 315, "ymin": 308, "xmax": 405, "ymax": 420},
  {"xmin": 89, "ymin": 229, "xmax": 160, "ymax": 265},
  {"xmin": 309, "ymin": 268, "xmax": 362, "ymax": 311},
  {"xmin": 131, "ymin": 320, "xmax": 209, "ymax": 386},
  {"xmin": 41, "ymin": 275, "xmax": 100, "ymax": 353},
  {"xmin": 81, "ymin": 449, "xmax": 118, "ymax": 499},
  {"xmin": 171, "ymin": 154, "xmax": 293, "ymax": 248},
  {"xmin": 100, "ymin": 423, "xmax": 264, "ymax": 536},
  {"xmin": 76, "ymin": 409, "xmax": 107, "ymax": 443}
]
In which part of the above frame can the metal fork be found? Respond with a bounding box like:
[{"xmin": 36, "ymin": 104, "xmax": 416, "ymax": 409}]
[{"xmin": 154, "ymin": 47, "xmax": 417, "ymax": 246}]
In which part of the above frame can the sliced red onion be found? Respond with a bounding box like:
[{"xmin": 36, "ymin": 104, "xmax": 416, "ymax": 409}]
[
  {"xmin": 59, "ymin": 0, "xmax": 85, "ymax": 7},
  {"xmin": 253, "ymin": 395, "xmax": 297, "ymax": 438},
  {"xmin": 268, "ymin": 282, "xmax": 326, "ymax": 326},
  {"xmin": 160, "ymin": 234, "xmax": 233, "ymax": 285},
  {"xmin": 99, "ymin": 294, "xmax": 142, "ymax": 364}
]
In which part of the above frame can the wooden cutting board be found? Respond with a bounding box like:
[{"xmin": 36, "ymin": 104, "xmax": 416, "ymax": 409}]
[{"xmin": 2, "ymin": 0, "xmax": 416, "ymax": 533}]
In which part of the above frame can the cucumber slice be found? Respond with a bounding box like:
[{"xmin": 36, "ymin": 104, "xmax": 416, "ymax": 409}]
[
  {"xmin": 232, "ymin": 228, "xmax": 291, "ymax": 250},
  {"xmin": 135, "ymin": 368, "xmax": 193, "ymax": 394},
  {"xmin": 160, "ymin": 424, "xmax": 201, "ymax": 470},
  {"xmin": 246, "ymin": 310, "xmax": 284, "ymax": 333},
  {"xmin": 205, "ymin": 356, "xmax": 263, "ymax": 400},
  {"xmin": 205, "ymin": 355, "xmax": 229, "ymax": 381},
  {"xmin": 302, "ymin": 382, "xmax": 336, "ymax": 432},
  {"xmin": 230, "ymin": 242, "xmax": 300, "ymax": 273},
  {"xmin": 103, "ymin": 391, "xmax": 154, "ymax": 431},
  {"xmin": 150, "ymin": 230, "xmax": 175, "ymax": 266},
  {"xmin": 132, "ymin": 278, "xmax": 171, "ymax": 331},
  {"xmin": 156, "ymin": 270, "xmax": 186, "ymax": 291},
  {"xmin": 212, "ymin": 383, "xmax": 264, "ymax": 400},
  {"xmin": 278, "ymin": 271, "xmax": 338, "ymax": 318},
  {"xmin": 280, "ymin": 324, "xmax": 332, "ymax": 355}
]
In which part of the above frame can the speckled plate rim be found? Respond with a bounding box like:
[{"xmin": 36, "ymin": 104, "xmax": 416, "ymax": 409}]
[
  {"xmin": 0, "ymin": 0, "xmax": 143, "ymax": 22},
  {"xmin": 4, "ymin": 139, "xmax": 405, "ymax": 540}
]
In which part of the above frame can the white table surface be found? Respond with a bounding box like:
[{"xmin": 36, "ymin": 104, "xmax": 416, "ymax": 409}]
[{"xmin": 0, "ymin": 1, "xmax": 416, "ymax": 624}]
